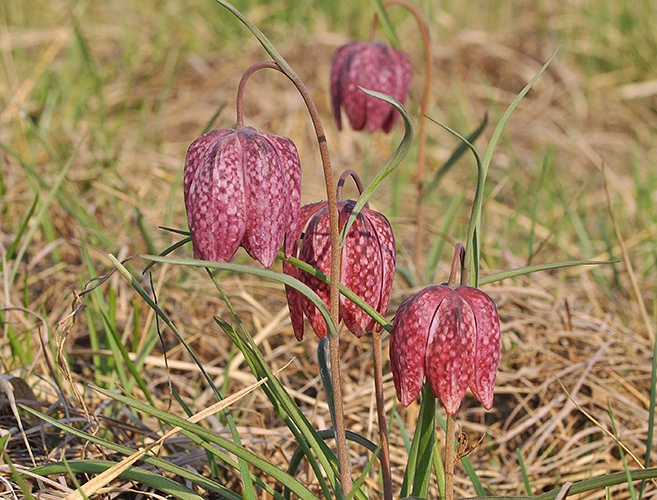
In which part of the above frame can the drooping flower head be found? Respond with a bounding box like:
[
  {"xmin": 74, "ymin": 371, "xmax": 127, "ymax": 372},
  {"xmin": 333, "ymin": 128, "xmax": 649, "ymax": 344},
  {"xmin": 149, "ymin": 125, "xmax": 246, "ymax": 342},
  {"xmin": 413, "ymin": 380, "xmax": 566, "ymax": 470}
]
[
  {"xmin": 284, "ymin": 171, "xmax": 396, "ymax": 340},
  {"xmin": 331, "ymin": 41, "xmax": 412, "ymax": 133},
  {"xmin": 184, "ymin": 62, "xmax": 303, "ymax": 269},
  {"xmin": 389, "ymin": 245, "xmax": 500, "ymax": 415}
]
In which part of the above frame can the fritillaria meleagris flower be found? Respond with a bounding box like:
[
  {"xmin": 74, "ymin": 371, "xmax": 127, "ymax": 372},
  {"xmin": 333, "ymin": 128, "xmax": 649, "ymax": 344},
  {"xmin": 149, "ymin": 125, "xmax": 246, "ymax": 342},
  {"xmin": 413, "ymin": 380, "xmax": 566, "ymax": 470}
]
[
  {"xmin": 331, "ymin": 41, "xmax": 412, "ymax": 133},
  {"xmin": 184, "ymin": 126, "xmax": 301, "ymax": 269},
  {"xmin": 390, "ymin": 284, "xmax": 500, "ymax": 415},
  {"xmin": 284, "ymin": 199, "xmax": 396, "ymax": 340}
]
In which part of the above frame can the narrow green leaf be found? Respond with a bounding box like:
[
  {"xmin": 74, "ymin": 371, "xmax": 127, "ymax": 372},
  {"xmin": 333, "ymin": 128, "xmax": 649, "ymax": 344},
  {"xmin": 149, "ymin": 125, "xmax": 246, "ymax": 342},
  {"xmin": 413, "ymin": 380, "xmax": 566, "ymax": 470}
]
[
  {"xmin": 31, "ymin": 460, "xmax": 206, "ymax": 500},
  {"xmin": 340, "ymin": 87, "xmax": 413, "ymax": 244},
  {"xmin": 87, "ymin": 385, "xmax": 320, "ymax": 500},
  {"xmin": 141, "ymin": 254, "xmax": 340, "ymax": 339},
  {"xmin": 422, "ymin": 113, "xmax": 488, "ymax": 203},
  {"xmin": 478, "ymin": 260, "xmax": 615, "ymax": 286},
  {"xmin": 432, "ymin": 430, "xmax": 446, "ymax": 500},
  {"xmin": 141, "ymin": 235, "xmax": 191, "ymax": 275},
  {"xmin": 465, "ymin": 44, "xmax": 563, "ymax": 287},
  {"xmin": 21, "ymin": 407, "xmax": 242, "ymax": 499},
  {"xmin": 369, "ymin": 0, "xmax": 401, "ymax": 49},
  {"xmin": 283, "ymin": 253, "xmax": 391, "ymax": 333},
  {"xmin": 9, "ymin": 136, "xmax": 83, "ymax": 286},
  {"xmin": 517, "ymin": 448, "xmax": 533, "ymax": 496},
  {"xmin": 639, "ymin": 333, "xmax": 657, "ymax": 499},
  {"xmin": 608, "ymin": 401, "xmax": 637, "ymax": 500},
  {"xmin": 212, "ymin": 306, "xmax": 340, "ymax": 500},
  {"xmin": 400, "ymin": 384, "xmax": 435, "ymax": 499},
  {"xmin": 4, "ymin": 195, "xmax": 38, "ymax": 267}
]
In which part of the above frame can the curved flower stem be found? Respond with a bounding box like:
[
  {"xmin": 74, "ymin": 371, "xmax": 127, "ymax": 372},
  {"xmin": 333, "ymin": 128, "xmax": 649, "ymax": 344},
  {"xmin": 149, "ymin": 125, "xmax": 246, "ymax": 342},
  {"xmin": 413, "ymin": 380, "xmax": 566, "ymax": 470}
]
[
  {"xmin": 215, "ymin": 34, "xmax": 350, "ymax": 490},
  {"xmin": 445, "ymin": 414, "xmax": 457, "ymax": 500},
  {"xmin": 447, "ymin": 242, "xmax": 464, "ymax": 289},
  {"xmin": 373, "ymin": 0, "xmax": 432, "ymax": 272},
  {"xmin": 372, "ymin": 327, "xmax": 393, "ymax": 500},
  {"xmin": 336, "ymin": 169, "xmax": 369, "ymax": 208},
  {"xmin": 234, "ymin": 62, "xmax": 274, "ymax": 130}
]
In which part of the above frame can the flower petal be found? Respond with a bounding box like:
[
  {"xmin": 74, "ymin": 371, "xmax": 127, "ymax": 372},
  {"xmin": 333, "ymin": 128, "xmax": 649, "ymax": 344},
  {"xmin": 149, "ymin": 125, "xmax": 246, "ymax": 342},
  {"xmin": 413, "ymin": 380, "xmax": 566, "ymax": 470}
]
[
  {"xmin": 457, "ymin": 286, "xmax": 500, "ymax": 410},
  {"xmin": 425, "ymin": 291, "xmax": 476, "ymax": 415},
  {"xmin": 284, "ymin": 202, "xmax": 328, "ymax": 341},
  {"xmin": 390, "ymin": 285, "xmax": 451, "ymax": 407},
  {"xmin": 239, "ymin": 127, "xmax": 288, "ymax": 268},
  {"xmin": 340, "ymin": 202, "xmax": 384, "ymax": 337},
  {"xmin": 184, "ymin": 129, "xmax": 246, "ymax": 262}
]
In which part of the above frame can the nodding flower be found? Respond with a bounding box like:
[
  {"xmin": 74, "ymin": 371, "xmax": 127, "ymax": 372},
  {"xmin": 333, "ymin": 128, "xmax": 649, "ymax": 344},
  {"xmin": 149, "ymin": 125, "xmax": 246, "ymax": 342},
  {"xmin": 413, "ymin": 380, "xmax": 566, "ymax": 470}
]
[
  {"xmin": 184, "ymin": 126, "xmax": 301, "ymax": 269},
  {"xmin": 284, "ymin": 171, "xmax": 396, "ymax": 340},
  {"xmin": 331, "ymin": 41, "xmax": 412, "ymax": 133},
  {"xmin": 390, "ymin": 246, "xmax": 500, "ymax": 415}
]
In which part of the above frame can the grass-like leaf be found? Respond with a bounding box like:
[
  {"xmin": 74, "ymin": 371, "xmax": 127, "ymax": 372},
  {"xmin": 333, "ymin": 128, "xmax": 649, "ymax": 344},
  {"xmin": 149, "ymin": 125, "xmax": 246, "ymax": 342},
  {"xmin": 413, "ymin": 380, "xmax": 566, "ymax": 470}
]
[
  {"xmin": 141, "ymin": 254, "xmax": 340, "ymax": 339},
  {"xmin": 340, "ymin": 87, "xmax": 414, "ymax": 244},
  {"xmin": 478, "ymin": 260, "xmax": 616, "ymax": 286},
  {"xmin": 86, "ymin": 385, "xmax": 320, "ymax": 500},
  {"xmin": 32, "ymin": 460, "xmax": 206, "ymax": 500}
]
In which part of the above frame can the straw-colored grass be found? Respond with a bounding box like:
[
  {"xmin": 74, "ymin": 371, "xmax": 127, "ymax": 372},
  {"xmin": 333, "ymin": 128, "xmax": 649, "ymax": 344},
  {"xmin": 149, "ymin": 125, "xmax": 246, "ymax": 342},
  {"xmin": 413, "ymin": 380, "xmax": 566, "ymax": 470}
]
[{"xmin": 1, "ymin": 0, "xmax": 656, "ymax": 498}]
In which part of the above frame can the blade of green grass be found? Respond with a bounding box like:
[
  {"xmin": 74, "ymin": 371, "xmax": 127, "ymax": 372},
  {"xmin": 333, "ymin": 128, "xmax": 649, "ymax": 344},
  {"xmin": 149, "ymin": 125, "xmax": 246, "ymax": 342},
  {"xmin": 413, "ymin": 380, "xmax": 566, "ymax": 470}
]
[
  {"xmin": 517, "ymin": 448, "xmax": 533, "ymax": 496},
  {"xmin": 608, "ymin": 401, "xmax": 637, "ymax": 500},
  {"xmin": 399, "ymin": 384, "xmax": 436, "ymax": 499},
  {"xmin": 22, "ymin": 407, "xmax": 242, "ymax": 499},
  {"xmin": 478, "ymin": 260, "xmax": 615, "ymax": 286},
  {"xmin": 639, "ymin": 331, "xmax": 657, "ymax": 500},
  {"xmin": 340, "ymin": 88, "xmax": 413, "ymax": 244},
  {"xmin": 8, "ymin": 136, "xmax": 83, "ymax": 286},
  {"xmin": 421, "ymin": 113, "xmax": 488, "ymax": 204},
  {"xmin": 34, "ymin": 460, "xmax": 206, "ymax": 500},
  {"xmin": 87, "ymin": 385, "xmax": 320, "ymax": 500}
]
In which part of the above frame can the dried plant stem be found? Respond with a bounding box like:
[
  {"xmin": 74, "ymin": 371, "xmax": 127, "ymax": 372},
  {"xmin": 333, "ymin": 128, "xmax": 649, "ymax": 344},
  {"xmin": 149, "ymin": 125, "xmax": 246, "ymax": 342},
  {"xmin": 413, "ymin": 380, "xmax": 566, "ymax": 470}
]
[
  {"xmin": 375, "ymin": 0, "xmax": 432, "ymax": 270},
  {"xmin": 445, "ymin": 414, "xmax": 457, "ymax": 500},
  {"xmin": 372, "ymin": 328, "xmax": 393, "ymax": 500},
  {"xmin": 233, "ymin": 60, "xmax": 351, "ymax": 493}
]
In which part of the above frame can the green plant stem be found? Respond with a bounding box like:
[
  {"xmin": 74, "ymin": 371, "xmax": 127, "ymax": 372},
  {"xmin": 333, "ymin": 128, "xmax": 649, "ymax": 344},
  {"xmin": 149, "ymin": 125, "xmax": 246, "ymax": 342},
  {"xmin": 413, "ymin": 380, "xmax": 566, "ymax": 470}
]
[
  {"xmin": 372, "ymin": 328, "xmax": 393, "ymax": 500},
  {"xmin": 372, "ymin": 0, "xmax": 431, "ymax": 271},
  {"xmin": 462, "ymin": 45, "xmax": 561, "ymax": 287},
  {"xmin": 202, "ymin": 6, "xmax": 351, "ymax": 488},
  {"xmin": 445, "ymin": 414, "xmax": 456, "ymax": 500}
]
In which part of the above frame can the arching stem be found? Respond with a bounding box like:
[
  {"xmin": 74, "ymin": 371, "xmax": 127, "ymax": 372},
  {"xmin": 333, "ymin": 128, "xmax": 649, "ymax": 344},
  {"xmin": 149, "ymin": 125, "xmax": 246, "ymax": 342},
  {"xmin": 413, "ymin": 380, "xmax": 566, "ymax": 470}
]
[
  {"xmin": 447, "ymin": 242, "xmax": 465, "ymax": 289},
  {"xmin": 232, "ymin": 59, "xmax": 351, "ymax": 493},
  {"xmin": 336, "ymin": 168, "xmax": 368, "ymax": 208},
  {"xmin": 372, "ymin": 326, "xmax": 393, "ymax": 500},
  {"xmin": 373, "ymin": 0, "xmax": 432, "ymax": 273}
]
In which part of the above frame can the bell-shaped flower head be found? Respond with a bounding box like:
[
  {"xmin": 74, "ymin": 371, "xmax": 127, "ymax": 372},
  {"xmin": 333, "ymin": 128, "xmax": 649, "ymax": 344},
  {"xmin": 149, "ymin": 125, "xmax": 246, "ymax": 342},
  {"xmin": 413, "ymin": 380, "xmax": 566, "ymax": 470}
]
[
  {"xmin": 285, "ymin": 199, "xmax": 396, "ymax": 340},
  {"xmin": 390, "ymin": 284, "xmax": 500, "ymax": 415},
  {"xmin": 331, "ymin": 41, "xmax": 412, "ymax": 133},
  {"xmin": 184, "ymin": 126, "xmax": 301, "ymax": 269}
]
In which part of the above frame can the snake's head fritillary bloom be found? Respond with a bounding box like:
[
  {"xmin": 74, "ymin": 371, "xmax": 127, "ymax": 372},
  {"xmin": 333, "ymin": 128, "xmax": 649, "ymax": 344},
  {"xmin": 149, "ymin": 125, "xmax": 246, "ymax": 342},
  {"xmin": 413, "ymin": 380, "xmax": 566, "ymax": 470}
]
[
  {"xmin": 390, "ymin": 285, "xmax": 500, "ymax": 415},
  {"xmin": 284, "ymin": 200, "xmax": 396, "ymax": 340},
  {"xmin": 184, "ymin": 126, "xmax": 301, "ymax": 269},
  {"xmin": 330, "ymin": 41, "xmax": 412, "ymax": 133}
]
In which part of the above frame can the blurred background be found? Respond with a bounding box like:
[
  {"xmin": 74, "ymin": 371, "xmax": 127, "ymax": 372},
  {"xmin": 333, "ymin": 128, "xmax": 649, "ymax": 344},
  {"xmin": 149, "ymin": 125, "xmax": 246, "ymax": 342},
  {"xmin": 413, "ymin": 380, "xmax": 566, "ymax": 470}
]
[{"xmin": 1, "ymin": 0, "xmax": 656, "ymax": 497}]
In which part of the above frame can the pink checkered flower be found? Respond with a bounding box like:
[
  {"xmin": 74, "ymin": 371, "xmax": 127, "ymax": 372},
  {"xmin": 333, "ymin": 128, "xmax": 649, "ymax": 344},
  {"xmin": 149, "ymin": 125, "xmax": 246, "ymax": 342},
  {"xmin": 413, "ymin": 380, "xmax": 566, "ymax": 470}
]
[
  {"xmin": 331, "ymin": 41, "xmax": 412, "ymax": 133},
  {"xmin": 390, "ymin": 284, "xmax": 500, "ymax": 415},
  {"xmin": 285, "ymin": 200, "xmax": 396, "ymax": 340},
  {"xmin": 184, "ymin": 126, "xmax": 301, "ymax": 269}
]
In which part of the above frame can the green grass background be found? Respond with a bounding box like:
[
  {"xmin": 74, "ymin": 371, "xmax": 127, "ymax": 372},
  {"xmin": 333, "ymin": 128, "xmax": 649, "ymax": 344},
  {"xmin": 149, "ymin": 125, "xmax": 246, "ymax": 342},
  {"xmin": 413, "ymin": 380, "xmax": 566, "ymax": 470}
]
[{"xmin": 1, "ymin": 0, "xmax": 656, "ymax": 497}]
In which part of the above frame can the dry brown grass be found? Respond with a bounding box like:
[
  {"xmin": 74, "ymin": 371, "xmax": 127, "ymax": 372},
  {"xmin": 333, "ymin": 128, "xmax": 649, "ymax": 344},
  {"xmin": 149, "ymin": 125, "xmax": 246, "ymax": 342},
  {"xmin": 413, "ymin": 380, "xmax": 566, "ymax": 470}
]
[{"xmin": 1, "ymin": 1, "xmax": 656, "ymax": 498}]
